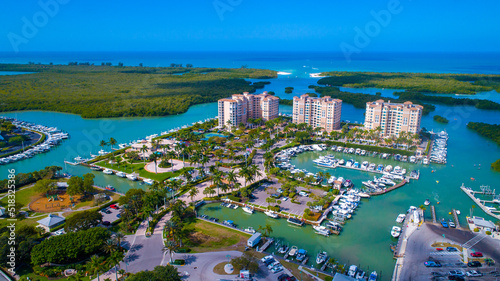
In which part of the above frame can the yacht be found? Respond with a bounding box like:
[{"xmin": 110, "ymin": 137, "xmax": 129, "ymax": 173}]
[
  {"xmin": 361, "ymin": 161, "xmax": 369, "ymax": 169},
  {"xmin": 288, "ymin": 246, "xmax": 298, "ymax": 257},
  {"xmin": 384, "ymin": 165, "xmax": 393, "ymax": 172},
  {"xmin": 356, "ymin": 270, "xmax": 366, "ymax": 280},
  {"xmin": 316, "ymin": 251, "xmax": 328, "ymax": 265},
  {"xmin": 287, "ymin": 217, "xmax": 304, "ymax": 226},
  {"xmin": 348, "ymin": 265, "xmax": 358, "ymax": 278},
  {"xmin": 244, "ymin": 227, "xmax": 256, "ymax": 234},
  {"xmin": 90, "ymin": 166, "xmax": 102, "ymax": 171},
  {"xmin": 423, "ymin": 158, "xmax": 429, "ymax": 165},
  {"xmin": 391, "ymin": 226, "xmax": 402, "ymax": 238},
  {"xmin": 343, "ymin": 179, "xmax": 352, "ymax": 188},
  {"xmin": 338, "ymin": 159, "xmax": 345, "ymax": 165},
  {"xmin": 313, "ymin": 225, "xmax": 330, "ymax": 236},
  {"xmin": 327, "ymin": 176, "xmax": 337, "ymax": 184},
  {"xmin": 424, "ymin": 199, "xmax": 430, "ymax": 206},
  {"xmin": 360, "ymin": 150, "xmax": 366, "ymax": 156},
  {"xmin": 367, "ymin": 163, "xmax": 376, "ymax": 171},
  {"xmin": 143, "ymin": 179, "xmax": 154, "ymax": 185},
  {"xmin": 396, "ymin": 214, "xmax": 406, "ymax": 223},
  {"xmin": 103, "ymin": 169, "xmax": 113, "ymax": 175},
  {"xmin": 376, "ymin": 164, "xmax": 384, "ymax": 172},
  {"xmin": 116, "ymin": 172, "xmax": 126, "ymax": 178},
  {"xmin": 353, "ymin": 161, "xmax": 360, "ymax": 168},
  {"xmin": 296, "ymin": 249, "xmax": 307, "ymax": 262},
  {"xmin": 336, "ymin": 146, "xmax": 343, "ymax": 152},
  {"xmin": 265, "ymin": 210, "xmax": 279, "ymax": 218},
  {"xmin": 126, "ymin": 174, "xmax": 137, "ymax": 181},
  {"xmin": 243, "ymin": 206, "xmax": 254, "ymax": 214}
]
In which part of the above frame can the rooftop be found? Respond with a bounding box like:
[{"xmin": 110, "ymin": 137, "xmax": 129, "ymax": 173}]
[{"xmin": 37, "ymin": 214, "xmax": 65, "ymax": 228}]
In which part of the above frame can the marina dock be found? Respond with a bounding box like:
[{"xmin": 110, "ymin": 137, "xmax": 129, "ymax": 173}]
[
  {"xmin": 369, "ymin": 179, "xmax": 409, "ymax": 196},
  {"xmin": 430, "ymin": 205, "xmax": 437, "ymax": 223},
  {"xmin": 459, "ymin": 184, "xmax": 500, "ymax": 220},
  {"xmin": 325, "ymin": 163, "xmax": 420, "ymax": 180},
  {"xmin": 258, "ymin": 238, "xmax": 274, "ymax": 253},
  {"xmin": 451, "ymin": 209, "xmax": 461, "ymax": 228}
]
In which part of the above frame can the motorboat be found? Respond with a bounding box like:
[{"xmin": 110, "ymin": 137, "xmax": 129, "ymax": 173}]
[
  {"xmin": 126, "ymin": 174, "xmax": 137, "ymax": 181},
  {"xmin": 369, "ymin": 271, "xmax": 378, "ymax": 281},
  {"xmin": 243, "ymin": 206, "xmax": 254, "ymax": 214},
  {"xmin": 265, "ymin": 210, "xmax": 279, "ymax": 218},
  {"xmin": 90, "ymin": 166, "xmax": 102, "ymax": 171},
  {"xmin": 391, "ymin": 226, "xmax": 402, "ymax": 238},
  {"xmin": 361, "ymin": 161, "xmax": 369, "ymax": 169},
  {"xmin": 143, "ymin": 179, "xmax": 154, "ymax": 185},
  {"xmin": 278, "ymin": 244, "xmax": 289, "ymax": 254},
  {"xmin": 287, "ymin": 217, "xmax": 304, "ymax": 226},
  {"xmin": 105, "ymin": 185, "xmax": 115, "ymax": 191},
  {"xmin": 423, "ymin": 158, "xmax": 429, "ymax": 165},
  {"xmin": 424, "ymin": 199, "xmax": 430, "ymax": 206},
  {"xmin": 343, "ymin": 179, "xmax": 352, "ymax": 188},
  {"xmin": 116, "ymin": 172, "xmax": 126, "ymax": 178},
  {"xmin": 313, "ymin": 225, "xmax": 330, "ymax": 236},
  {"xmin": 288, "ymin": 246, "xmax": 298, "ymax": 257},
  {"xmin": 384, "ymin": 165, "xmax": 393, "ymax": 172},
  {"xmin": 348, "ymin": 265, "xmax": 358, "ymax": 278},
  {"xmin": 244, "ymin": 227, "xmax": 256, "ymax": 234},
  {"xmin": 316, "ymin": 251, "xmax": 328, "ymax": 264},
  {"xmin": 396, "ymin": 214, "xmax": 406, "ymax": 223},
  {"xmin": 103, "ymin": 169, "xmax": 113, "ymax": 175},
  {"xmin": 327, "ymin": 176, "xmax": 337, "ymax": 184},
  {"xmin": 296, "ymin": 249, "xmax": 307, "ymax": 262},
  {"xmin": 338, "ymin": 159, "xmax": 345, "ymax": 165},
  {"xmin": 356, "ymin": 270, "xmax": 366, "ymax": 280}
]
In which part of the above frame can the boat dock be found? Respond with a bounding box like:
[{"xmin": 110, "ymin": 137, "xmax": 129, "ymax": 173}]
[
  {"xmin": 64, "ymin": 160, "xmax": 82, "ymax": 166},
  {"xmin": 451, "ymin": 209, "xmax": 461, "ymax": 228},
  {"xmin": 460, "ymin": 184, "xmax": 500, "ymax": 220},
  {"xmin": 258, "ymin": 238, "xmax": 274, "ymax": 253},
  {"xmin": 430, "ymin": 205, "xmax": 437, "ymax": 223},
  {"xmin": 323, "ymin": 162, "xmax": 421, "ymax": 180},
  {"xmin": 301, "ymin": 256, "xmax": 309, "ymax": 265},
  {"xmin": 369, "ymin": 179, "xmax": 409, "ymax": 196}
]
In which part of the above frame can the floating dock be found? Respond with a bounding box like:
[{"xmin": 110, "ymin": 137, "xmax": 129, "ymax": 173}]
[
  {"xmin": 258, "ymin": 238, "xmax": 274, "ymax": 253},
  {"xmin": 431, "ymin": 205, "xmax": 437, "ymax": 223},
  {"xmin": 451, "ymin": 209, "xmax": 461, "ymax": 228},
  {"xmin": 318, "ymin": 163, "xmax": 420, "ymax": 180},
  {"xmin": 460, "ymin": 184, "xmax": 500, "ymax": 220}
]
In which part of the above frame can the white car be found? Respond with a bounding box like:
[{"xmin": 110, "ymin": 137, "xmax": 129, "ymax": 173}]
[
  {"xmin": 260, "ymin": 255, "xmax": 273, "ymax": 263},
  {"xmin": 466, "ymin": 270, "xmax": 482, "ymax": 277},
  {"xmin": 299, "ymin": 191, "xmax": 309, "ymax": 197},
  {"xmin": 54, "ymin": 229, "xmax": 65, "ymax": 236}
]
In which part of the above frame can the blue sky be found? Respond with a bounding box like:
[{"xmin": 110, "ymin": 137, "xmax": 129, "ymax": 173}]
[{"xmin": 1, "ymin": 0, "xmax": 499, "ymax": 53}]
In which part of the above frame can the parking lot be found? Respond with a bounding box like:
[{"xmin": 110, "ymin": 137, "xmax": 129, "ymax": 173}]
[
  {"xmin": 99, "ymin": 204, "xmax": 122, "ymax": 225},
  {"xmin": 249, "ymin": 182, "xmax": 322, "ymax": 217}
]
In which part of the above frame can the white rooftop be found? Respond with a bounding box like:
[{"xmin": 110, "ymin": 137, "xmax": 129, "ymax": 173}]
[{"xmin": 37, "ymin": 214, "xmax": 65, "ymax": 228}]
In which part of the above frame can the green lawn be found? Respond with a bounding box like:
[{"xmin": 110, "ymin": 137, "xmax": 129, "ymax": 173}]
[
  {"xmin": 0, "ymin": 184, "xmax": 40, "ymax": 207},
  {"xmin": 183, "ymin": 219, "xmax": 250, "ymax": 253}
]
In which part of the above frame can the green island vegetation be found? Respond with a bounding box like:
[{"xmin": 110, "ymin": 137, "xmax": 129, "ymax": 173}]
[
  {"xmin": 285, "ymin": 86, "xmax": 294, "ymax": 93},
  {"xmin": 492, "ymin": 160, "xmax": 500, "ymax": 172},
  {"xmin": 433, "ymin": 115, "xmax": 449, "ymax": 124},
  {"xmin": 467, "ymin": 122, "xmax": 500, "ymax": 146},
  {"xmin": 317, "ymin": 71, "xmax": 500, "ymax": 94},
  {"xmin": 310, "ymin": 86, "xmax": 436, "ymax": 115},
  {"xmin": 0, "ymin": 165, "xmax": 62, "ymax": 192},
  {"xmin": 395, "ymin": 91, "xmax": 500, "ymax": 111},
  {"xmin": 279, "ymin": 99, "xmax": 293, "ymax": 106},
  {"xmin": 0, "ymin": 63, "xmax": 277, "ymax": 118}
]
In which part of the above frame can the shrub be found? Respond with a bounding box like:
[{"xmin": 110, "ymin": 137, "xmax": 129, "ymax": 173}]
[
  {"xmin": 172, "ymin": 259, "xmax": 185, "ymax": 265},
  {"xmin": 473, "ymin": 228, "xmax": 480, "ymax": 232},
  {"xmin": 227, "ymin": 195, "xmax": 241, "ymax": 202},
  {"xmin": 486, "ymin": 231, "xmax": 492, "ymax": 235}
]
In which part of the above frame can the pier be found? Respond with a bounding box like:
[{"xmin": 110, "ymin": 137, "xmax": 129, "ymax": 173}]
[
  {"xmin": 258, "ymin": 238, "xmax": 274, "ymax": 253},
  {"xmin": 369, "ymin": 179, "xmax": 409, "ymax": 196},
  {"xmin": 322, "ymin": 163, "xmax": 420, "ymax": 180},
  {"xmin": 430, "ymin": 205, "xmax": 437, "ymax": 223},
  {"xmin": 459, "ymin": 184, "xmax": 500, "ymax": 220},
  {"xmin": 451, "ymin": 209, "xmax": 461, "ymax": 228}
]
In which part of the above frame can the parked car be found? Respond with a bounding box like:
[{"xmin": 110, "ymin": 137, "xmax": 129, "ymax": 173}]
[
  {"xmin": 260, "ymin": 255, "xmax": 273, "ymax": 263},
  {"xmin": 110, "ymin": 204, "xmax": 119, "ymax": 210},
  {"xmin": 467, "ymin": 261, "xmax": 482, "ymax": 267},
  {"xmin": 102, "ymin": 221, "xmax": 111, "ymax": 226},
  {"xmin": 446, "ymin": 247, "xmax": 458, "ymax": 252},
  {"xmin": 466, "ymin": 270, "xmax": 483, "ymax": 277},
  {"xmin": 448, "ymin": 270, "xmax": 465, "ymax": 277},
  {"xmin": 424, "ymin": 261, "xmax": 442, "ymax": 267},
  {"xmin": 298, "ymin": 191, "xmax": 309, "ymax": 197},
  {"xmin": 470, "ymin": 252, "xmax": 483, "ymax": 257},
  {"xmin": 277, "ymin": 274, "xmax": 290, "ymax": 281}
]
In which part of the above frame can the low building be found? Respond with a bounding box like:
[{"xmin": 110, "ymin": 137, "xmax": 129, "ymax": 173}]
[
  {"xmin": 247, "ymin": 232, "xmax": 262, "ymax": 247},
  {"xmin": 37, "ymin": 214, "xmax": 65, "ymax": 231},
  {"xmin": 332, "ymin": 273, "xmax": 356, "ymax": 281}
]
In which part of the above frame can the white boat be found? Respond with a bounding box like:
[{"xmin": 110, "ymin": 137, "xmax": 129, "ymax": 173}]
[
  {"xmin": 423, "ymin": 158, "xmax": 429, "ymax": 165},
  {"xmin": 116, "ymin": 172, "xmax": 126, "ymax": 178},
  {"xmin": 348, "ymin": 265, "xmax": 358, "ymax": 277},
  {"xmin": 396, "ymin": 214, "xmax": 406, "ymax": 223},
  {"xmin": 265, "ymin": 210, "xmax": 279, "ymax": 218},
  {"xmin": 143, "ymin": 179, "xmax": 154, "ymax": 185},
  {"xmin": 244, "ymin": 227, "xmax": 256, "ymax": 234},
  {"xmin": 288, "ymin": 246, "xmax": 298, "ymax": 257},
  {"xmin": 243, "ymin": 206, "xmax": 254, "ymax": 214},
  {"xmin": 424, "ymin": 199, "xmax": 430, "ymax": 206},
  {"xmin": 313, "ymin": 225, "xmax": 330, "ymax": 236},
  {"xmin": 103, "ymin": 169, "xmax": 113, "ymax": 175},
  {"xmin": 126, "ymin": 174, "xmax": 137, "ymax": 181},
  {"xmin": 316, "ymin": 251, "xmax": 328, "ymax": 265},
  {"xmin": 391, "ymin": 226, "xmax": 402, "ymax": 238}
]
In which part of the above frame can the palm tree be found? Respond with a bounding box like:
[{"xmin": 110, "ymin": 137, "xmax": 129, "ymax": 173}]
[
  {"xmin": 167, "ymin": 150, "xmax": 176, "ymax": 171},
  {"xmin": 99, "ymin": 140, "xmax": 108, "ymax": 151},
  {"xmin": 114, "ymin": 232, "xmax": 126, "ymax": 250},
  {"xmin": 258, "ymin": 223, "xmax": 273, "ymax": 237},
  {"xmin": 108, "ymin": 251, "xmax": 124, "ymax": 281},
  {"xmin": 87, "ymin": 255, "xmax": 103, "ymax": 281},
  {"xmin": 163, "ymin": 240, "xmax": 180, "ymax": 263},
  {"xmin": 67, "ymin": 271, "xmax": 84, "ymax": 281},
  {"xmin": 189, "ymin": 186, "xmax": 199, "ymax": 204},
  {"xmin": 149, "ymin": 153, "xmax": 159, "ymax": 174},
  {"xmin": 102, "ymin": 239, "xmax": 117, "ymax": 254},
  {"xmin": 140, "ymin": 144, "xmax": 148, "ymax": 165},
  {"xmin": 226, "ymin": 170, "xmax": 237, "ymax": 191},
  {"xmin": 109, "ymin": 137, "xmax": 117, "ymax": 150}
]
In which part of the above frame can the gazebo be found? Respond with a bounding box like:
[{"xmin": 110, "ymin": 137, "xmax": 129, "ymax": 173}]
[{"xmin": 37, "ymin": 214, "xmax": 65, "ymax": 231}]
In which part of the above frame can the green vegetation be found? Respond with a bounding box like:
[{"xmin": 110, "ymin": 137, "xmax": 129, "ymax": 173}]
[
  {"xmin": 492, "ymin": 160, "xmax": 500, "ymax": 172},
  {"xmin": 0, "ymin": 63, "xmax": 277, "ymax": 118},
  {"xmin": 433, "ymin": 115, "xmax": 449, "ymax": 124},
  {"xmin": 318, "ymin": 71, "xmax": 500, "ymax": 94},
  {"xmin": 279, "ymin": 99, "xmax": 293, "ymax": 106},
  {"xmin": 311, "ymin": 86, "xmax": 436, "ymax": 115},
  {"xmin": 467, "ymin": 122, "xmax": 500, "ymax": 146},
  {"xmin": 285, "ymin": 86, "xmax": 294, "ymax": 93},
  {"xmin": 396, "ymin": 91, "xmax": 500, "ymax": 111},
  {"xmin": 0, "ymin": 165, "xmax": 62, "ymax": 192},
  {"xmin": 126, "ymin": 265, "xmax": 181, "ymax": 281},
  {"xmin": 31, "ymin": 227, "xmax": 110, "ymax": 265},
  {"xmin": 230, "ymin": 252, "xmax": 260, "ymax": 274},
  {"xmin": 183, "ymin": 219, "xmax": 250, "ymax": 252},
  {"xmin": 95, "ymin": 159, "xmax": 186, "ymax": 182},
  {"xmin": 64, "ymin": 210, "xmax": 103, "ymax": 232}
]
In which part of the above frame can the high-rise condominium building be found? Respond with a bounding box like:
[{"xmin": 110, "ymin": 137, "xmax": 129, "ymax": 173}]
[
  {"xmin": 364, "ymin": 99, "xmax": 423, "ymax": 137},
  {"xmin": 292, "ymin": 94, "xmax": 342, "ymax": 132},
  {"xmin": 218, "ymin": 92, "xmax": 279, "ymax": 129}
]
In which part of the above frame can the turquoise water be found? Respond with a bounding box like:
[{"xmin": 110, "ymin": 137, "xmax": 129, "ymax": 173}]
[
  {"xmin": 0, "ymin": 71, "xmax": 35, "ymax": 75},
  {"xmin": 203, "ymin": 132, "xmax": 227, "ymax": 140}
]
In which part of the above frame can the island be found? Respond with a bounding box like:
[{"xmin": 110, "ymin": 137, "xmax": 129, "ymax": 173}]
[{"xmin": 433, "ymin": 115, "xmax": 449, "ymax": 124}]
